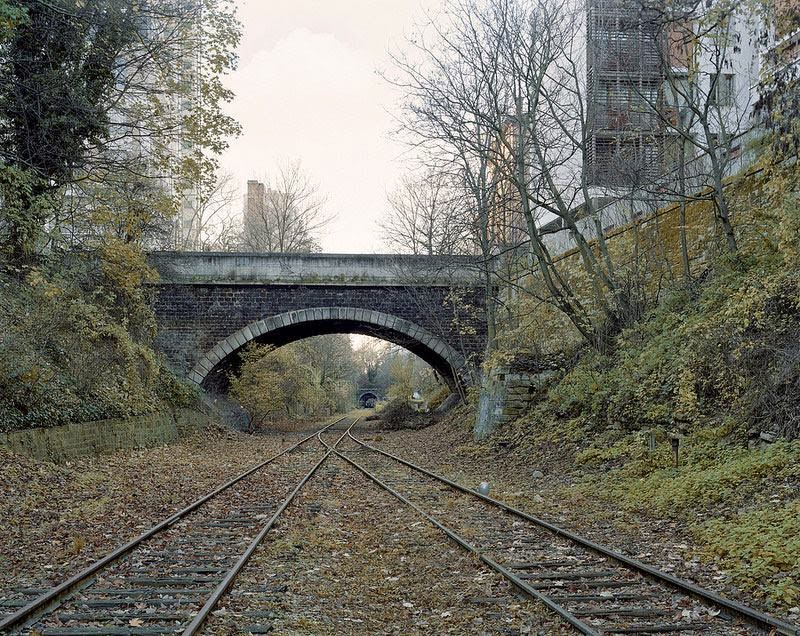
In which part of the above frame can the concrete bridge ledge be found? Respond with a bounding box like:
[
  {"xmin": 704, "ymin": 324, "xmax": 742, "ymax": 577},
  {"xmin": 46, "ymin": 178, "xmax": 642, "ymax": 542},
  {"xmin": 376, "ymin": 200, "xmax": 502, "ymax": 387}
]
[{"xmin": 147, "ymin": 251, "xmax": 482, "ymax": 287}]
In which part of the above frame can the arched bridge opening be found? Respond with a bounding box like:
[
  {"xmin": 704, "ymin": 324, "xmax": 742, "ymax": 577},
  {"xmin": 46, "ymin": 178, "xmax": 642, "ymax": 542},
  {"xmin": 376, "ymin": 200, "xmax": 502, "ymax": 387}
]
[
  {"xmin": 193, "ymin": 307, "xmax": 466, "ymax": 393},
  {"xmin": 147, "ymin": 252, "xmax": 487, "ymax": 396}
]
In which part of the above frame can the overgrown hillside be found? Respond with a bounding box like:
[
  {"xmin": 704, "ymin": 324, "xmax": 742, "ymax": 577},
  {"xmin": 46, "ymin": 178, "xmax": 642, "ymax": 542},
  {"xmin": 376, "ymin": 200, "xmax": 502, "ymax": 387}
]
[
  {"xmin": 0, "ymin": 249, "xmax": 192, "ymax": 433},
  {"xmin": 474, "ymin": 160, "xmax": 800, "ymax": 610}
]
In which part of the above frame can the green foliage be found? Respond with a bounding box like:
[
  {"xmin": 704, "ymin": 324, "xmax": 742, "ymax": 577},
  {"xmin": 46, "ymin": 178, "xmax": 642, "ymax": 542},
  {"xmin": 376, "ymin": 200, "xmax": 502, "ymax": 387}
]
[
  {"xmin": 388, "ymin": 356, "xmax": 414, "ymax": 403},
  {"xmin": 487, "ymin": 164, "xmax": 800, "ymax": 610},
  {"xmin": 0, "ymin": 0, "xmax": 242, "ymax": 261},
  {"xmin": 229, "ymin": 336, "xmax": 359, "ymax": 428},
  {"xmin": 0, "ymin": 0, "xmax": 26, "ymax": 41},
  {"xmin": 230, "ymin": 344, "xmax": 313, "ymax": 426},
  {"xmin": 96, "ymin": 239, "xmax": 158, "ymax": 340},
  {"xmin": 696, "ymin": 502, "xmax": 800, "ymax": 607},
  {"xmin": 0, "ymin": 262, "xmax": 191, "ymax": 432},
  {"xmin": 575, "ymin": 433, "xmax": 800, "ymax": 514},
  {"xmin": 0, "ymin": 0, "xmax": 137, "ymax": 259},
  {"xmin": 559, "ymin": 430, "xmax": 800, "ymax": 610},
  {"xmin": 499, "ymin": 256, "xmax": 800, "ymax": 444},
  {"xmin": 183, "ymin": 0, "xmax": 241, "ymax": 200}
]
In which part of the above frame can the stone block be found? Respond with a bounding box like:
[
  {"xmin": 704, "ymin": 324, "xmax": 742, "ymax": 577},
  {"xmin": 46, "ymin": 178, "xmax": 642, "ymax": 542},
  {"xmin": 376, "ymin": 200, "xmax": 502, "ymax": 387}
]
[
  {"xmin": 233, "ymin": 331, "xmax": 247, "ymax": 347},
  {"xmin": 189, "ymin": 370, "xmax": 204, "ymax": 384}
]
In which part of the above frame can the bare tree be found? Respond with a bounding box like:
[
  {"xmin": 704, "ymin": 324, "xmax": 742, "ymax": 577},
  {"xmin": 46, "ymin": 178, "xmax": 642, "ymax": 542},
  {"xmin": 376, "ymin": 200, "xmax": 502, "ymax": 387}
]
[
  {"xmin": 388, "ymin": 0, "xmax": 595, "ymax": 347},
  {"xmin": 389, "ymin": 0, "xmax": 677, "ymax": 349},
  {"xmin": 383, "ymin": 171, "xmax": 470, "ymax": 255},
  {"xmin": 633, "ymin": 0, "xmax": 762, "ymax": 255},
  {"xmin": 175, "ymin": 171, "xmax": 240, "ymax": 250},
  {"xmin": 241, "ymin": 159, "xmax": 332, "ymax": 253},
  {"xmin": 386, "ymin": 1, "xmax": 518, "ymax": 352}
]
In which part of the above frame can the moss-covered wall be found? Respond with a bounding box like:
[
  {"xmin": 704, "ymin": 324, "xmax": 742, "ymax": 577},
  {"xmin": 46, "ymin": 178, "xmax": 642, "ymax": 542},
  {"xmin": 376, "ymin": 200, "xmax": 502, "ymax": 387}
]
[
  {"xmin": 0, "ymin": 407, "xmax": 211, "ymax": 462},
  {"xmin": 476, "ymin": 369, "xmax": 556, "ymax": 440}
]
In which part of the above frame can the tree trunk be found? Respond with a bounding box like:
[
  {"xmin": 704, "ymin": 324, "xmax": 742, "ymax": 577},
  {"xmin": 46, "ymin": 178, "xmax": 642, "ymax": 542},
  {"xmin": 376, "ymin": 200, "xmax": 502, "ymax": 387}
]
[{"xmin": 714, "ymin": 176, "xmax": 738, "ymax": 252}]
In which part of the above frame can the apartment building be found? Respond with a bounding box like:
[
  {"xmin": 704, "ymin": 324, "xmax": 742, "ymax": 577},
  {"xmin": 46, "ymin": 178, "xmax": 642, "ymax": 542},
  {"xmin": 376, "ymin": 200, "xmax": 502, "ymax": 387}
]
[
  {"xmin": 586, "ymin": 0, "xmax": 663, "ymax": 188},
  {"xmin": 539, "ymin": 0, "xmax": 773, "ymax": 257}
]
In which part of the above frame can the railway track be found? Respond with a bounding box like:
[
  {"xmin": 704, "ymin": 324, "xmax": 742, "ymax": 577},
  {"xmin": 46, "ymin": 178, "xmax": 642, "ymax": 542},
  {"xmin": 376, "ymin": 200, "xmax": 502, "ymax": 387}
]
[
  {"xmin": 0, "ymin": 417, "xmax": 356, "ymax": 636},
  {"xmin": 333, "ymin": 428, "xmax": 800, "ymax": 636},
  {"xmin": 4, "ymin": 415, "xmax": 797, "ymax": 635}
]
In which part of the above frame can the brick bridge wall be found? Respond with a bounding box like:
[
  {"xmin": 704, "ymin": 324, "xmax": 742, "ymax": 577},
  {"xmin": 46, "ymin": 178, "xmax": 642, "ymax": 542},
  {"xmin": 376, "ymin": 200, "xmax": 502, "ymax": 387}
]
[{"xmin": 148, "ymin": 253, "xmax": 487, "ymax": 390}]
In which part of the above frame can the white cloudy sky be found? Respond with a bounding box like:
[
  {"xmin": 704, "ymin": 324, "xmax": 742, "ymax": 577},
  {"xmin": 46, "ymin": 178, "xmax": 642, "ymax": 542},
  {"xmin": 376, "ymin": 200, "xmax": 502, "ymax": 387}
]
[{"xmin": 219, "ymin": 0, "xmax": 442, "ymax": 253}]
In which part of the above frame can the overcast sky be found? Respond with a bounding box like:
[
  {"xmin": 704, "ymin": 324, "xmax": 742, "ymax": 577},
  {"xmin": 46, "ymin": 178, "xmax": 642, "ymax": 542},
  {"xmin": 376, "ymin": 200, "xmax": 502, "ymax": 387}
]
[{"xmin": 220, "ymin": 1, "xmax": 442, "ymax": 253}]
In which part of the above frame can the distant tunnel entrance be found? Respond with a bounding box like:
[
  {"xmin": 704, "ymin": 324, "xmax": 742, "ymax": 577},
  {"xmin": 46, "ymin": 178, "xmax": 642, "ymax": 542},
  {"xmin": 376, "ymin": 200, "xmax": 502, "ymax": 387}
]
[{"xmin": 358, "ymin": 390, "xmax": 379, "ymax": 408}]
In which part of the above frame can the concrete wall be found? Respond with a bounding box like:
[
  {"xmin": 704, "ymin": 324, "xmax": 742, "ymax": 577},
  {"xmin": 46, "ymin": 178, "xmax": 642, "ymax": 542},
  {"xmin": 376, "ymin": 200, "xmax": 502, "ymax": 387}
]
[
  {"xmin": 0, "ymin": 408, "xmax": 210, "ymax": 462},
  {"xmin": 148, "ymin": 252, "xmax": 481, "ymax": 286}
]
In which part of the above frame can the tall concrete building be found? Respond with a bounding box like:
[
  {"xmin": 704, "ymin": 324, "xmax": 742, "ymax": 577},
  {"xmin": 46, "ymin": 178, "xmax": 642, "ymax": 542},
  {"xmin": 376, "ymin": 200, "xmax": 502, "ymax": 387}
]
[
  {"xmin": 162, "ymin": 9, "xmax": 203, "ymax": 251},
  {"xmin": 536, "ymin": 0, "xmax": 782, "ymax": 257}
]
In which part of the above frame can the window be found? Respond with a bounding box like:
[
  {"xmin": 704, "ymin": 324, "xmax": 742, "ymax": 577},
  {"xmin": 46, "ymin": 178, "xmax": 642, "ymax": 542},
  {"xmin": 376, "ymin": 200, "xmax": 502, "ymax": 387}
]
[{"xmin": 709, "ymin": 72, "xmax": 735, "ymax": 106}]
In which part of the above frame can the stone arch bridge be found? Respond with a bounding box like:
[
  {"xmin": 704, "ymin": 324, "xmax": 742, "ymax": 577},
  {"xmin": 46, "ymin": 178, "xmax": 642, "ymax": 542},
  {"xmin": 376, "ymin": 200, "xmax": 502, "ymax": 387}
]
[{"xmin": 148, "ymin": 253, "xmax": 487, "ymax": 393}]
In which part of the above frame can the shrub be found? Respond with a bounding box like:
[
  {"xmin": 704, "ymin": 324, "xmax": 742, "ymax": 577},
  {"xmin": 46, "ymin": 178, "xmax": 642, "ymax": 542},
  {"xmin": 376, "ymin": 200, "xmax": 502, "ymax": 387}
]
[
  {"xmin": 0, "ymin": 260, "xmax": 189, "ymax": 432},
  {"xmin": 695, "ymin": 502, "xmax": 800, "ymax": 607},
  {"xmin": 377, "ymin": 398, "xmax": 434, "ymax": 430}
]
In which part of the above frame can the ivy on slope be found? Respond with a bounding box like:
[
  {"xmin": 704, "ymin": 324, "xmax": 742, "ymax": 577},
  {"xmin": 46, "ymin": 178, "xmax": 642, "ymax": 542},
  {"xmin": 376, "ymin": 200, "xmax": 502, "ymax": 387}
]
[
  {"xmin": 0, "ymin": 256, "xmax": 192, "ymax": 432},
  {"xmin": 489, "ymin": 226, "xmax": 800, "ymax": 610}
]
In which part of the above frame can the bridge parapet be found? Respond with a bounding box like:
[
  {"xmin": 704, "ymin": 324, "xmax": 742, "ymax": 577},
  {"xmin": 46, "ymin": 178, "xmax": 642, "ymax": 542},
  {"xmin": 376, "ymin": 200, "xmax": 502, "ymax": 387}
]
[{"xmin": 148, "ymin": 252, "xmax": 481, "ymax": 287}]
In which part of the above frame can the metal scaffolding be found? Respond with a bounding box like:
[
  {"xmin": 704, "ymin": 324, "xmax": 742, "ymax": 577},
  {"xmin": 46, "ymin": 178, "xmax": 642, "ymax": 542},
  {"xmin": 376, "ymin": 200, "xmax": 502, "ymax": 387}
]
[{"xmin": 587, "ymin": 0, "xmax": 665, "ymax": 187}]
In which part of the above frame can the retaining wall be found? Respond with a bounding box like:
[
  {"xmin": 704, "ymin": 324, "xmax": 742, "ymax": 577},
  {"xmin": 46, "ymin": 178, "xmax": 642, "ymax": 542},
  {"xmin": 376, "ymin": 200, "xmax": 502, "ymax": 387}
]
[
  {"xmin": 475, "ymin": 369, "xmax": 556, "ymax": 439},
  {"xmin": 0, "ymin": 407, "xmax": 211, "ymax": 462}
]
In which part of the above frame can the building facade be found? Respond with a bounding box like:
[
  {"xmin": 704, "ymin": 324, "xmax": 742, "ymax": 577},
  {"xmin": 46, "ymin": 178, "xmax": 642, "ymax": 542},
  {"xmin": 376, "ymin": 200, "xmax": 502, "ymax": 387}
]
[{"xmin": 534, "ymin": 0, "xmax": 778, "ymax": 258}]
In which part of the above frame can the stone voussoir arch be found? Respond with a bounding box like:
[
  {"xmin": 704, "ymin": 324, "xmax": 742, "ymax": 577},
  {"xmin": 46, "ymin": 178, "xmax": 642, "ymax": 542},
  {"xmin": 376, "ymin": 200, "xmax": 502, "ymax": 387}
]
[{"xmin": 188, "ymin": 306, "xmax": 466, "ymax": 387}]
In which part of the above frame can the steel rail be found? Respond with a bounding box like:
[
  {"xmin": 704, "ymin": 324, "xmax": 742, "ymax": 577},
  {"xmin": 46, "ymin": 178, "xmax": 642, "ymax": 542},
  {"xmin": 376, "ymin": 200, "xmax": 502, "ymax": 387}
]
[
  {"xmin": 0, "ymin": 416, "xmax": 347, "ymax": 633},
  {"xmin": 181, "ymin": 417, "xmax": 357, "ymax": 635},
  {"xmin": 347, "ymin": 431, "xmax": 800, "ymax": 636},
  {"xmin": 328, "ymin": 442, "xmax": 597, "ymax": 634}
]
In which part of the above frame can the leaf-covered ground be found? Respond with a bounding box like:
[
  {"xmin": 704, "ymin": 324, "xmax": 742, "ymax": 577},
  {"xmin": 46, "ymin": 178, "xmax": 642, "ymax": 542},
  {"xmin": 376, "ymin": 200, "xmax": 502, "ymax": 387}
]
[
  {"xmin": 1, "ymin": 421, "xmax": 569, "ymax": 634},
  {"xmin": 0, "ymin": 427, "xmax": 295, "ymax": 592},
  {"xmin": 4, "ymin": 413, "xmax": 797, "ymax": 633},
  {"xmin": 205, "ymin": 454, "xmax": 569, "ymax": 634},
  {"xmin": 370, "ymin": 411, "xmax": 800, "ymax": 626}
]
